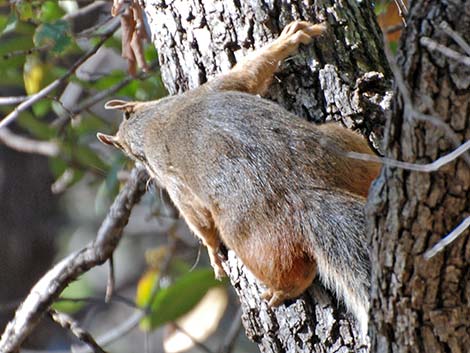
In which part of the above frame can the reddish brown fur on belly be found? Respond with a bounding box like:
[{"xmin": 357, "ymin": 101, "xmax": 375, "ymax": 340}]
[{"xmin": 235, "ymin": 236, "xmax": 317, "ymax": 299}]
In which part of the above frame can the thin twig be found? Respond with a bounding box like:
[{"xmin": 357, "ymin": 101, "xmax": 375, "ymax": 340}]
[
  {"xmin": 218, "ymin": 307, "xmax": 242, "ymax": 353},
  {"xmin": 72, "ymin": 311, "xmax": 145, "ymax": 353},
  {"xmin": 71, "ymin": 60, "xmax": 159, "ymax": 115},
  {"xmin": 420, "ymin": 36, "xmax": 470, "ymax": 66},
  {"xmin": 424, "ymin": 216, "xmax": 470, "ymax": 259},
  {"xmin": 49, "ymin": 309, "xmax": 108, "ymax": 353},
  {"xmin": 439, "ymin": 21, "xmax": 470, "ymax": 56},
  {"xmin": 56, "ymin": 295, "xmax": 139, "ymax": 309},
  {"xmin": 2, "ymin": 46, "xmax": 49, "ymax": 60},
  {"xmin": 173, "ymin": 323, "xmax": 215, "ymax": 353},
  {"xmin": 385, "ymin": 24, "xmax": 403, "ymax": 35},
  {"xmin": 51, "ymin": 169, "xmax": 75, "ymax": 194},
  {"xmin": 51, "ymin": 61, "xmax": 159, "ymax": 130},
  {"xmin": 393, "ymin": 0, "xmax": 408, "ymax": 24},
  {"xmin": 0, "ymin": 21, "xmax": 120, "ymax": 130},
  {"xmin": 0, "ymin": 128, "xmax": 60, "ymax": 157},
  {"xmin": 336, "ymin": 139, "xmax": 470, "ymax": 172},
  {"xmin": 105, "ymin": 256, "xmax": 115, "ymax": 303}
]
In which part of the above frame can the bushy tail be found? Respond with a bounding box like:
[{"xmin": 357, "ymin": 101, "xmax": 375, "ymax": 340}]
[{"xmin": 303, "ymin": 189, "xmax": 370, "ymax": 336}]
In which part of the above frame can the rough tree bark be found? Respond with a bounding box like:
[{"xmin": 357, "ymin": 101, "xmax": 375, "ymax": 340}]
[
  {"xmin": 369, "ymin": 0, "xmax": 470, "ymax": 352},
  {"xmin": 142, "ymin": 1, "xmax": 392, "ymax": 351}
]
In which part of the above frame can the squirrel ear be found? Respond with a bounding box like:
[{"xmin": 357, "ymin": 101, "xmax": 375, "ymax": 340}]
[
  {"xmin": 104, "ymin": 100, "xmax": 137, "ymax": 113},
  {"xmin": 97, "ymin": 132, "xmax": 118, "ymax": 146}
]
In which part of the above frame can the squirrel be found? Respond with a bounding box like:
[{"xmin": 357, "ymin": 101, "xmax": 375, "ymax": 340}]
[{"xmin": 97, "ymin": 21, "xmax": 380, "ymax": 335}]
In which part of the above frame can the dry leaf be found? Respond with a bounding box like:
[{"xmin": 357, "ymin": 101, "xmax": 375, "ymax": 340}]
[
  {"xmin": 114, "ymin": 1, "xmax": 149, "ymax": 76},
  {"xmin": 120, "ymin": 6, "xmax": 137, "ymax": 75}
]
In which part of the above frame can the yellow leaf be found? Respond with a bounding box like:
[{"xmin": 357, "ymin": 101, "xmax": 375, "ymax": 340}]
[
  {"xmin": 23, "ymin": 55, "xmax": 45, "ymax": 95},
  {"xmin": 135, "ymin": 269, "xmax": 160, "ymax": 308}
]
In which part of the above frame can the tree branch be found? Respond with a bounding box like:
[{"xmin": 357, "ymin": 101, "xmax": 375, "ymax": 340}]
[
  {"xmin": 0, "ymin": 166, "xmax": 148, "ymax": 353},
  {"xmin": 48, "ymin": 309, "xmax": 108, "ymax": 353},
  {"xmin": 439, "ymin": 21, "xmax": 470, "ymax": 56},
  {"xmin": 424, "ymin": 216, "xmax": 470, "ymax": 259},
  {"xmin": 420, "ymin": 36, "xmax": 470, "ymax": 66},
  {"xmin": 0, "ymin": 128, "xmax": 60, "ymax": 157}
]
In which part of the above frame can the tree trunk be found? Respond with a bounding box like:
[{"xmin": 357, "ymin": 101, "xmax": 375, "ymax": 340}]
[
  {"xmin": 369, "ymin": 0, "xmax": 470, "ymax": 352},
  {"xmin": 142, "ymin": 1, "xmax": 391, "ymax": 351}
]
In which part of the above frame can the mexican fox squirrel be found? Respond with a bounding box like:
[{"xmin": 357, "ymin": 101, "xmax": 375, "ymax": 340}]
[{"xmin": 97, "ymin": 21, "xmax": 380, "ymax": 335}]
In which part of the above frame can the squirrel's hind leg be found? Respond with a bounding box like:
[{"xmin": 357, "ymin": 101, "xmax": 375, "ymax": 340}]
[{"xmin": 239, "ymin": 244, "xmax": 317, "ymax": 306}]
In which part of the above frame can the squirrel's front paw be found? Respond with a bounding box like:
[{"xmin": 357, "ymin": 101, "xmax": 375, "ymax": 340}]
[{"xmin": 276, "ymin": 21, "xmax": 326, "ymax": 55}]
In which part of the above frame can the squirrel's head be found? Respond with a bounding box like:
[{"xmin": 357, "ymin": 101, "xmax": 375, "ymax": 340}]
[{"xmin": 97, "ymin": 99, "xmax": 151, "ymax": 163}]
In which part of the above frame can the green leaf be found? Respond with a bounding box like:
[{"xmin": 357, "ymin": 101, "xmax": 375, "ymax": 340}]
[
  {"xmin": 137, "ymin": 269, "xmax": 225, "ymax": 331},
  {"xmin": 74, "ymin": 145, "xmax": 108, "ymax": 171},
  {"xmin": 49, "ymin": 157, "xmax": 68, "ymax": 179},
  {"xmin": 34, "ymin": 20, "xmax": 72, "ymax": 53},
  {"xmin": 94, "ymin": 157, "xmax": 123, "ymax": 213},
  {"xmin": 15, "ymin": 1, "xmax": 33, "ymax": 21},
  {"xmin": 40, "ymin": 1, "xmax": 66, "ymax": 23},
  {"xmin": 1, "ymin": 13, "xmax": 18, "ymax": 34},
  {"xmin": 52, "ymin": 277, "xmax": 92, "ymax": 314},
  {"xmin": 32, "ymin": 99, "xmax": 52, "ymax": 117},
  {"xmin": 374, "ymin": 0, "xmax": 391, "ymax": 16},
  {"xmin": 17, "ymin": 111, "xmax": 56, "ymax": 139},
  {"xmin": 389, "ymin": 41, "xmax": 398, "ymax": 55}
]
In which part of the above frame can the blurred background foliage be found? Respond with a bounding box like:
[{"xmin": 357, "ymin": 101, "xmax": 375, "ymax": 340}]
[{"xmin": 0, "ymin": 1, "xmax": 403, "ymax": 352}]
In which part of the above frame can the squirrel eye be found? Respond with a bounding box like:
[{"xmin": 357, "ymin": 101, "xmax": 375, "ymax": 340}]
[{"xmin": 124, "ymin": 111, "xmax": 131, "ymax": 120}]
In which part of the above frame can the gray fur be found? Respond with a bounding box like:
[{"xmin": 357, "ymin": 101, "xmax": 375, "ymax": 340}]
[{"xmin": 109, "ymin": 90, "xmax": 371, "ymax": 334}]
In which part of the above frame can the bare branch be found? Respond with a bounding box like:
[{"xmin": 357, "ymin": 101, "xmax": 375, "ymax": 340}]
[
  {"xmin": 0, "ymin": 128, "xmax": 60, "ymax": 157},
  {"xmin": 393, "ymin": 0, "xmax": 408, "ymax": 24},
  {"xmin": 0, "ymin": 96, "xmax": 28, "ymax": 105},
  {"xmin": 0, "ymin": 20, "xmax": 120, "ymax": 130},
  {"xmin": 49, "ymin": 309, "xmax": 108, "ymax": 353},
  {"xmin": 424, "ymin": 216, "xmax": 470, "ymax": 259},
  {"xmin": 439, "ymin": 21, "xmax": 470, "ymax": 56},
  {"xmin": 420, "ymin": 36, "xmax": 470, "ymax": 66},
  {"xmin": 51, "ymin": 169, "xmax": 75, "ymax": 194},
  {"xmin": 0, "ymin": 166, "xmax": 148, "ymax": 353}
]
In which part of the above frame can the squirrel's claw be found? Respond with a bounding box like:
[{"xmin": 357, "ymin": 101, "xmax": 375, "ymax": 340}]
[
  {"xmin": 208, "ymin": 249, "xmax": 226, "ymax": 280},
  {"xmin": 261, "ymin": 289, "xmax": 287, "ymax": 307}
]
